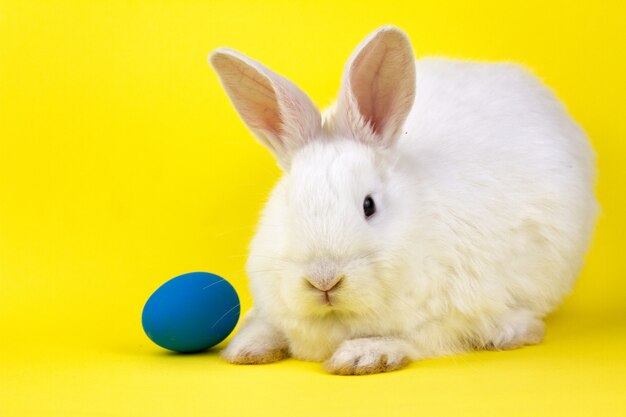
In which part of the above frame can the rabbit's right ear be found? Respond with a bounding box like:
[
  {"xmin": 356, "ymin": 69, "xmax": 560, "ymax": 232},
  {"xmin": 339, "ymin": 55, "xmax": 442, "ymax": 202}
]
[{"xmin": 210, "ymin": 49, "xmax": 322, "ymax": 169}]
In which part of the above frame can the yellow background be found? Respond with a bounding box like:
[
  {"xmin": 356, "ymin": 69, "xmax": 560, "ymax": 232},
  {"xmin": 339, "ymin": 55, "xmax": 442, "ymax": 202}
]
[{"xmin": 1, "ymin": 1, "xmax": 625, "ymax": 416}]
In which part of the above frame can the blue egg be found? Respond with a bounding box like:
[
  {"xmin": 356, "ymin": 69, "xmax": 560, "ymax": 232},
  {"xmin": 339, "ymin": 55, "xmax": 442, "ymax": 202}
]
[{"xmin": 142, "ymin": 272, "xmax": 240, "ymax": 353}]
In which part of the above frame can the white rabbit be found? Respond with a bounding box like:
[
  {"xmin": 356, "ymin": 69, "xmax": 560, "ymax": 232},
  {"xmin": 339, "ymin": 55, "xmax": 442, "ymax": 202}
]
[{"xmin": 209, "ymin": 26, "xmax": 597, "ymax": 375}]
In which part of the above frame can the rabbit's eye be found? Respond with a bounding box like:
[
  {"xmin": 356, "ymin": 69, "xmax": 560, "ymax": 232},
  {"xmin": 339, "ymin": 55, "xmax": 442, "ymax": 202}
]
[{"xmin": 363, "ymin": 195, "xmax": 376, "ymax": 218}]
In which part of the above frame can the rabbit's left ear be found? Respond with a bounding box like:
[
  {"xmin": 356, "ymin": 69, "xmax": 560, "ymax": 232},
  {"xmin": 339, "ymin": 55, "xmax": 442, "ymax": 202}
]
[
  {"xmin": 335, "ymin": 26, "xmax": 416, "ymax": 148},
  {"xmin": 210, "ymin": 48, "xmax": 322, "ymax": 169}
]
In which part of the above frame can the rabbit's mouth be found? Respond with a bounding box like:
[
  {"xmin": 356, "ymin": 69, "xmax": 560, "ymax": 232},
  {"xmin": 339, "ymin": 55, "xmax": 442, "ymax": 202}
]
[
  {"xmin": 318, "ymin": 288, "xmax": 339, "ymax": 307},
  {"xmin": 306, "ymin": 286, "xmax": 341, "ymax": 309},
  {"xmin": 323, "ymin": 290, "xmax": 333, "ymax": 306}
]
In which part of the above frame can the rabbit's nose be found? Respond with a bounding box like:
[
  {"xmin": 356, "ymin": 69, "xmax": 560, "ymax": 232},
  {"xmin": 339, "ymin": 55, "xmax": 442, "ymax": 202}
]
[{"xmin": 305, "ymin": 274, "xmax": 344, "ymax": 292}]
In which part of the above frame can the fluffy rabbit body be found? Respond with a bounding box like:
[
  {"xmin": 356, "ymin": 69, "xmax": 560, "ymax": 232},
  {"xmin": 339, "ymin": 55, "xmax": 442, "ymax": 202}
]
[{"xmin": 210, "ymin": 26, "xmax": 597, "ymax": 375}]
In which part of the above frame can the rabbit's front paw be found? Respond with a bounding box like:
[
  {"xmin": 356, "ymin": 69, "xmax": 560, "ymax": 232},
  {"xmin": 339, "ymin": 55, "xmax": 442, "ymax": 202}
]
[
  {"xmin": 220, "ymin": 317, "xmax": 289, "ymax": 365},
  {"xmin": 222, "ymin": 343, "xmax": 289, "ymax": 365},
  {"xmin": 221, "ymin": 334, "xmax": 289, "ymax": 364},
  {"xmin": 324, "ymin": 337, "xmax": 410, "ymax": 375}
]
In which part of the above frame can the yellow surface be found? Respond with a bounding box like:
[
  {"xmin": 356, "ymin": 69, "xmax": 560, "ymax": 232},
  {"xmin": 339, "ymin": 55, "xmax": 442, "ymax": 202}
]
[{"xmin": 1, "ymin": 1, "xmax": 625, "ymax": 416}]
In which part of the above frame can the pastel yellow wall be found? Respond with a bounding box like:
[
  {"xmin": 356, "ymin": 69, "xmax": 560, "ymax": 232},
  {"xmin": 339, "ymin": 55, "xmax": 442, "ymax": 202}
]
[{"xmin": 1, "ymin": 1, "xmax": 624, "ymax": 416}]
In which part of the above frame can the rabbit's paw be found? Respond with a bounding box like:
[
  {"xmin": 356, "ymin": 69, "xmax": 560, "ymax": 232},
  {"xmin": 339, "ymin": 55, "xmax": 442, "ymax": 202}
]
[
  {"xmin": 221, "ymin": 319, "xmax": 289, "ymax": 364},
  {"xmin": 324, "ymin": 337, "xmax": 410, "ymax": 375}
]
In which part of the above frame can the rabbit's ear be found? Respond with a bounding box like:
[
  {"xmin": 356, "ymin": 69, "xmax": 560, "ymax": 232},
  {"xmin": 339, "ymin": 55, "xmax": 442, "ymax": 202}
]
[
  {"xmin": 210, "ymin": 49, "xmax": 322, "ymax": 169},
  {"xmin": 335, "ymin": 26, "xmax": 416, "ymax": 148}
]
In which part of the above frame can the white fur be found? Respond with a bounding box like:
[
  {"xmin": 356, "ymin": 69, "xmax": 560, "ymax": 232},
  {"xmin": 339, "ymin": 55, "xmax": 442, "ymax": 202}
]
[{"xmin": 212, "ymin": 26, "xmax": 598, "ymax": 374}]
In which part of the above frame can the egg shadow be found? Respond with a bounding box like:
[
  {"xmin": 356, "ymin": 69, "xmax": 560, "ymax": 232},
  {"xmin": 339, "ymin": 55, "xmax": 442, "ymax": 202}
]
[
  {"xmin": 110, "ymin": 338, "xmax": 231, "ymax": 358},
  {"xmin": 156, "ymin": 347, "xmax": 223, "ymax": 358}
]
